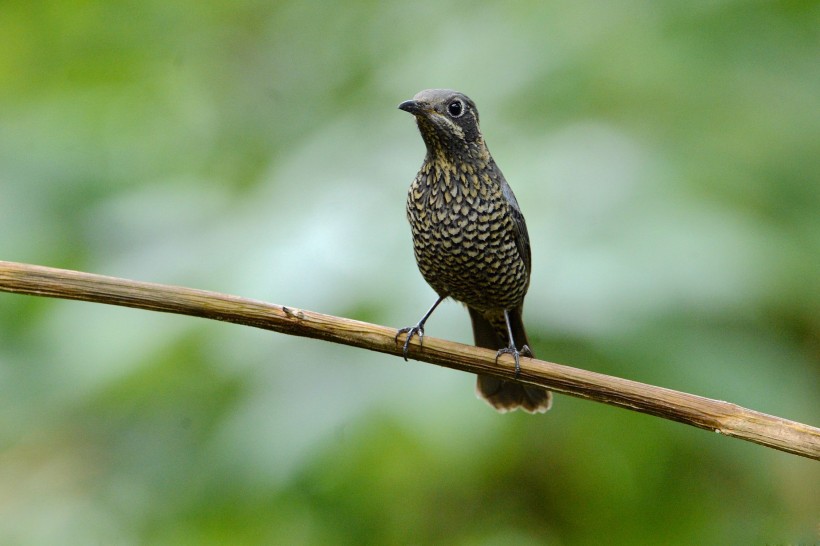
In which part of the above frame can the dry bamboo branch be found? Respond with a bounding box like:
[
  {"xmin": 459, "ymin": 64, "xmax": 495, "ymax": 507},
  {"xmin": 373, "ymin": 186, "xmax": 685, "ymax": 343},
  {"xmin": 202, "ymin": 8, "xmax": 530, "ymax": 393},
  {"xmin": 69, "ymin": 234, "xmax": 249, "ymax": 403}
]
[{"xmin": 0, "ymin": 260, "xmax": 817, "ymax": 460}]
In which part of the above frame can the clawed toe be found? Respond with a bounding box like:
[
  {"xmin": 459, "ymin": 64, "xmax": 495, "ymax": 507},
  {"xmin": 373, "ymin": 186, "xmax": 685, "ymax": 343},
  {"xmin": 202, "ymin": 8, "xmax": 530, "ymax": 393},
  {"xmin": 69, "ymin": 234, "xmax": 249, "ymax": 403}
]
[
  {"xmin": 396, "ymin": 325, "xmax": 425, "ymax": 361},
  {"xmin": 396, "ymin": 297, "xmax": 445, "ymax": 362},
  {"xmin": 495, "ymin": 346, "xmax": 524, "ymax": 377}
]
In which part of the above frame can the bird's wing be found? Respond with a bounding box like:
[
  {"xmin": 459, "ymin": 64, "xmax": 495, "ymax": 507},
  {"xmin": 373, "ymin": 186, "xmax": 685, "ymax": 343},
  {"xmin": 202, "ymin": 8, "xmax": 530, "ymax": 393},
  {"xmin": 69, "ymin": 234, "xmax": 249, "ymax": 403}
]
[{"xmin": 498, "ymin": 173, "xmax": 532, "ymax": 276}]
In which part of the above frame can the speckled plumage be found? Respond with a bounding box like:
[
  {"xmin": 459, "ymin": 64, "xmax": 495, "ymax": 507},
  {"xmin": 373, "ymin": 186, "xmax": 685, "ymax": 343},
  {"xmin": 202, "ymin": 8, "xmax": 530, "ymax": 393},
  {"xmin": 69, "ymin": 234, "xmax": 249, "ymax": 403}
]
[
  {"xmin": 397, "ymin": 89, "xmax": 552, "ymax": 414},
  {"xmin": 408, "ymin": 147, "xmax": 530, "ymax": 313}
]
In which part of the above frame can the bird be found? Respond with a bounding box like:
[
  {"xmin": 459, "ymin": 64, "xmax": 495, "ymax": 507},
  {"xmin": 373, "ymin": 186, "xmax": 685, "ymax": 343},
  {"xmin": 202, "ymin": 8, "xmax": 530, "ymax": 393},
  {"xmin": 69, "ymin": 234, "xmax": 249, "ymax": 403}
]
[{"xmin": 395, "ymin": 88, "xmax": 552, "ymax": 414}]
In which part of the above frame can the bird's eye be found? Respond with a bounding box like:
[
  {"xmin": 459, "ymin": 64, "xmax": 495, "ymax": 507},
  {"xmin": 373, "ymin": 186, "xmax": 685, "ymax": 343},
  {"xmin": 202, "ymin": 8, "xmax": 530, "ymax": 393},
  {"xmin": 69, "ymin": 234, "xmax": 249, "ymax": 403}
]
[{"xmin": 447, "ymin": 100, "xmax": 464, "ymax": 118}]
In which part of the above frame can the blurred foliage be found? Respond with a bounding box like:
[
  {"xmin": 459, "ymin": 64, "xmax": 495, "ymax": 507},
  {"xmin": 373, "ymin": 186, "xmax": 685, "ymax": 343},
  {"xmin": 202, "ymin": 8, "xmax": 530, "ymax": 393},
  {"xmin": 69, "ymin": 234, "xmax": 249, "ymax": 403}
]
[{"xmin": 0, "ymin": 0, "xmax": 818, "ymax": 544}]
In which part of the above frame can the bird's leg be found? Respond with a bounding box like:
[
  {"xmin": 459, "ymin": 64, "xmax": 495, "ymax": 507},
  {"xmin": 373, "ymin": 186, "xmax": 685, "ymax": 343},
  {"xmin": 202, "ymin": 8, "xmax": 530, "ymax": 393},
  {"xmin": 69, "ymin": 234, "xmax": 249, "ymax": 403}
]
[
  {"xmin": 396, "ymin": 295, "xmax": 446, "ymax": 361},
  {"xmin": 495, "ymin": 308, "xmax": 529, "ymax": 377}
]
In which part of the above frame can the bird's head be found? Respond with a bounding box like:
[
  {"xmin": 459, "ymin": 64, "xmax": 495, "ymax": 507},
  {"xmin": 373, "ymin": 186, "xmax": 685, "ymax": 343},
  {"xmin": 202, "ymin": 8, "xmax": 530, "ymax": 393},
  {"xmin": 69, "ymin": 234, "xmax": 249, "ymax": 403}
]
[{"xmin": 399, "ymin": 89, "xmax": 485, "ymax": 157}]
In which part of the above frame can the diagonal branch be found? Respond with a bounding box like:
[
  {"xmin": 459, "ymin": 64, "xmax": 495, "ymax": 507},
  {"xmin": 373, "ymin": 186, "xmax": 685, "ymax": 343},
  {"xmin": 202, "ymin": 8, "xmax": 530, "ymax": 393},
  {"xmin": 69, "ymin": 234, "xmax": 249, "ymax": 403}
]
[{"xmin": 0, "ymin": 260, "xmax": 817, "ymax": 460}]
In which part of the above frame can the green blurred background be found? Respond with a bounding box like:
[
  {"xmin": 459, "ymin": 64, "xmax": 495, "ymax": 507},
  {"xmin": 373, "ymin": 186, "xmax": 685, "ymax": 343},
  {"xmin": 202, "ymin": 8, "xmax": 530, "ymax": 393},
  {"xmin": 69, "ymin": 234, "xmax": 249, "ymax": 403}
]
[{"xmin": 0, "ymin": 0, "xmax": 817, "ymax": 544}]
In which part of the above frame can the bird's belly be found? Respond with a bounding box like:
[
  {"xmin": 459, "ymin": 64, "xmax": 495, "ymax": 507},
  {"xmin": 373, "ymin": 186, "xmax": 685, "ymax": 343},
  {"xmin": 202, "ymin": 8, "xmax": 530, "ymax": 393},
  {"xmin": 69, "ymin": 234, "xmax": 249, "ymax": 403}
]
[{"xmin": 410, "ymin": 219, "xmax": 528, "ymax": 311}]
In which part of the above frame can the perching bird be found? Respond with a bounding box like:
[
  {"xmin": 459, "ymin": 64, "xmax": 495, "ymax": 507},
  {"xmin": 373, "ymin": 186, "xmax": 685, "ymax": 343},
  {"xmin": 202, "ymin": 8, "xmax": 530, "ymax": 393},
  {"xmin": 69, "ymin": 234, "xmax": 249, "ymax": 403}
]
[{"xmin": 396, "ymin": 89, "xmax": 552, "ymax": 413}]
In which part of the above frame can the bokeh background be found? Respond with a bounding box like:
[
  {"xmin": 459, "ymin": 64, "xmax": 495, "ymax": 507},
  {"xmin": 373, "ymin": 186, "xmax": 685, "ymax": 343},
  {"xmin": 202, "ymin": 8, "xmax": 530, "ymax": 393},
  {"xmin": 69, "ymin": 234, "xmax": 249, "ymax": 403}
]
[{"xmin": 1, "ymin": 0, "xmax": 818, "ymax": 544}]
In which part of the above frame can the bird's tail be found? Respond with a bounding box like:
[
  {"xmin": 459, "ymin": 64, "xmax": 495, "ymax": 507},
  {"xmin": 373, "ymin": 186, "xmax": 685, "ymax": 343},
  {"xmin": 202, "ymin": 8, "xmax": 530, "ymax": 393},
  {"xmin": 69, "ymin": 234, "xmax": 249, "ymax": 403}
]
[{"xmin": 469, "ymin": 307, "xmax": 552, "ymax": 414}]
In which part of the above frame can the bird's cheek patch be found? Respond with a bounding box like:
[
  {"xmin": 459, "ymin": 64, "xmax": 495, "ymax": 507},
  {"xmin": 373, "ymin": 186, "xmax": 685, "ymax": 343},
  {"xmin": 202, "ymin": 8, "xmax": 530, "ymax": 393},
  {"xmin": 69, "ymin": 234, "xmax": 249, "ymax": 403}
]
[{"xmin": 435, "ymin": 115, "xmax": 465, "ymax": 139}]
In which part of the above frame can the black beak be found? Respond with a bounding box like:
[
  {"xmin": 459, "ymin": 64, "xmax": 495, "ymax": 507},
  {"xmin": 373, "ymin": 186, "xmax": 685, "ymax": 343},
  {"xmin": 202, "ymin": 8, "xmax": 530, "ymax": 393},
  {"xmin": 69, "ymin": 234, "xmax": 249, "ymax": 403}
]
[{"xmin": 398, "ymin": 99, "xmax": 423, "ymax": 115}]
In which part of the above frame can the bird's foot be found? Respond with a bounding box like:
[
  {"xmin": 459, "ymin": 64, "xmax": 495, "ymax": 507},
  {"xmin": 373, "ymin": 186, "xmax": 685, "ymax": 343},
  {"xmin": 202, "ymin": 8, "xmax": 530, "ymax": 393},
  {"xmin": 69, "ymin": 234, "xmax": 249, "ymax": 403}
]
[
  {"xmin": 395, "ymin": 324, "xmax": 425, "ymax": 361},
  {"xmin": 495, "ymin": 344, "xmax": 531, "ymax": 378}
]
